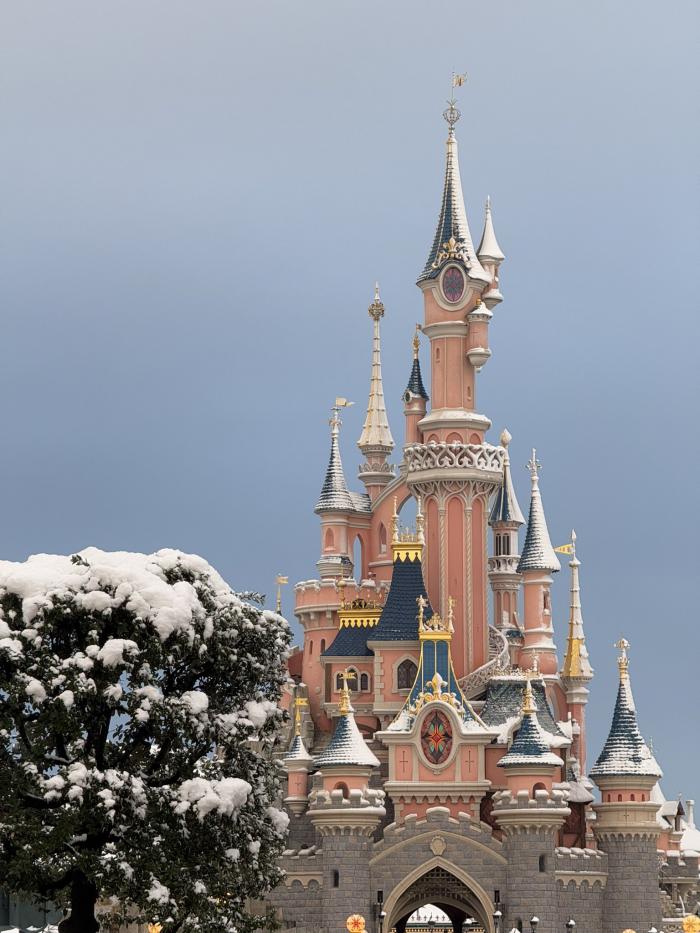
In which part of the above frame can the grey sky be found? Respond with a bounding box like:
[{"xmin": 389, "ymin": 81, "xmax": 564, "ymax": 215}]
[{"xmin": 1, "ymin": 1, "xmax": 698, "ymax": 797}]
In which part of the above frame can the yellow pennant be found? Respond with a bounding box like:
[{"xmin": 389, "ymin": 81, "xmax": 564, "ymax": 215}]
[
  {"xmin": 554, "ymin": 543, "xmax": 574, "ymax": 554},
  {"xmin": 453, "ymin": 72, "xmax": 467, "ymax": 87}
]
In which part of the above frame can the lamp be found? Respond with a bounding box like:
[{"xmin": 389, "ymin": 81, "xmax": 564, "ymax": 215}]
[
  {"xmin": 493, "ymin": 908, "xmax": 503, "ymax": 933},
  {"xmin": 565, "ymin": 922, "xmax": 576, "ymax": 931},
  {"xmin": 378, "ymin": 909, "xmax": 386, "ymax": 933},
  {"xmin": 530, "ymin": 919, "xmax": 539, "ymax": 933}
]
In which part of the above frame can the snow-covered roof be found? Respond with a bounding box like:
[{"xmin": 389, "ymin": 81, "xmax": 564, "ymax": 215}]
[
  {"xmin": 314, "ymin": 697, "xmax": 379, "ymax": 769},
  {"xmin": 405, "ymin": 355, "xmax": 429, "ymax": 401},
  {"xmin": 315, "ymin": 414, "xmax": 370, "ymax": 514},
  {"xmin": 284, "ymin": 733, "xmax": 312, "ymax": 762},
  {"xmin": 517, "ymin": 450, "xmax": 561, "ymax": 574},
  {"xmin": 477, "ymin": 196, "xmax": 505, "ymax": 262},
  {"xmin": 590, "ymin": 652, "xmax": 662, "ymax": 781},
  {"xmin": 498, "ymin": 685, "xmax": 564, "ymax": 770},
  {"xmin": 489, "ymin": 430, "xmax": 524, "ymax": 525}
]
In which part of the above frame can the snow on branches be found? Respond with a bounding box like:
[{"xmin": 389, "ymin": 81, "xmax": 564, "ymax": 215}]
[{"xmin": 0, "ymin": 547, "xmax": 291, "ymax": 933}]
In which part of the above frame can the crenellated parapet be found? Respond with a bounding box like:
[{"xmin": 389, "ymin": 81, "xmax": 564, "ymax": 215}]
[
  {"xmin": 405, "ymin": 441, "xmax": 504, "ymax": 483},
  {"xmin": 493, "ymin": 787, "xmax": 571, "ymax": 834}
]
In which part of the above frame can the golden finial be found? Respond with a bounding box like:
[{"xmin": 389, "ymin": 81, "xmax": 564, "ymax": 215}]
[
  {"xmin": 368, "ymin": 282, "xmax": 384, "ymax": 321},
  {"xmin": 293, "ymin": 696, "xmax": 309, "ymax": 737},
  {"xmin": 338, "ymin": 670, "xmax": 356, "ymax": 714},
  {"xmin": 148, "ymin": 925, "xmax": 163, "ymax": 933},
  {"xmin": 522, "ymin": 675, "xmax": 537, "ymax": 716},
  {"xmin": 275, "ymin": 574, "xmax": 289, "ymax": 614},
  {"xmin": 337, "ymin": 575, "xmax": 347, "ymax": 609},
  {"xmin": 413, "ymin": 323, "xmax": 422, "ymax": 360},
  {"xmin": 615, "ymin": 637, "xmax": 630, "ymax": 680}
]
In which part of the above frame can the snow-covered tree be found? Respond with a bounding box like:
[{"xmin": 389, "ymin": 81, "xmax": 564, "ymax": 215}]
[{"xmin": 0, "ymin": 548, "xmax": 291, "ymax": 932}]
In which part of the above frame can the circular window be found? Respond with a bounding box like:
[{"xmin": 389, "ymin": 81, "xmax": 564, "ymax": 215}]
[{"xmin": 442, "ymin": 266, "xmax": 465, "ymax": 303}]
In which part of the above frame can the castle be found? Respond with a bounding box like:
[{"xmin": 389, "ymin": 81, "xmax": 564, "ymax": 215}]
[{"xmin": 267, "ymin": 97, "xmax": 700, "ymax": 933}]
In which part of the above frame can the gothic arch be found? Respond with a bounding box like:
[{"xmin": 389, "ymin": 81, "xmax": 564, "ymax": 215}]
[{"xmin": 383, "ymin": 856, "xmax": 495, "ymax": 933}]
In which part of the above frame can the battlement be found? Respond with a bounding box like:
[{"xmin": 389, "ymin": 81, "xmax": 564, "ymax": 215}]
[
  {"xmin": 374, "ymin": 805, "xmax": 504, "ymax": 856},
  {"xmin": 493, "ymin": 787, "xmax": 570, "ymax": 810},
  {"xmin": 295, "ymin": 578, "xmax": 389, "ymax": 616},
  {"xmin": 308, "ymin": 786, "xmax": 385, "ymax": 811}
]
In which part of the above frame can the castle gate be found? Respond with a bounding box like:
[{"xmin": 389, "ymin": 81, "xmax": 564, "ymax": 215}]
[{"xmin": 388, "ymin": 866, "xmax": 489, "ymax": 932}]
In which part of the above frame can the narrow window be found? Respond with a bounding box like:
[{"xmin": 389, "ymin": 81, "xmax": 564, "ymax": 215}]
[
  {"xmin": 379, "ymin": 523, "xmax": 387, "ymax": 554},
  {"xmin": 320, "ymin": 638, "xmax": 326, "ymax": 653},
  {"xmin": 618, "ymin": 794, "xmax": 623, "ymax": 802},
  {"xmin": 309, "ymin": 641, "xmax": 313, "ymax": 656},
  {"xmin": 631, "ymin": 793, "xmax": 636, "ymax": 801},
  {"xmin": 397, "ymin": 659, "xmax": 418, "ymax": 690},
  {"xmin": 360, "ymin": 672, "xmax": 370, "ymax": 692},
  {"xmin": 503, "ymin": 536, "xmax": 510, "ymax": 555},
  {"xmin": 332, "ymin": 870, "xmax": 340, "ymax": 888},
  {"xmin": 538, "ymin": 854, "xmax": 546, "ymax": 873}
]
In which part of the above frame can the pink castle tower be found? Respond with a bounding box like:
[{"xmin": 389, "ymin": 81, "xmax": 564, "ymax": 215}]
[{"xmin": 271, "ymin": 87, "xmax": 688, "ymax": 933}]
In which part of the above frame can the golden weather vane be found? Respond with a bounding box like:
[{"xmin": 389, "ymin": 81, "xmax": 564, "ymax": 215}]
[{"xmin": 275, "ymin": 574, "xmax": 288, "ymax": 613}]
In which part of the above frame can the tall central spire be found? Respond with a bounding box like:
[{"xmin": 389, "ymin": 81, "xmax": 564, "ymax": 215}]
[
  {"xmin": 417, "ymin": 100, "xmax": 489, "ymax": 285},
  {"xmin": 357, "ymin": 285, "xmax": 394, "ymax": 497},
  {"xmin": 562, "ymin": 531, "xmax": 593, "ymax": 681}
]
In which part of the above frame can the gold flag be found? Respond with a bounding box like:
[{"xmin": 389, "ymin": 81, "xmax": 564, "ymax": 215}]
[
  {"xmin": 554, "ymin": 543, "xmax": 574, "ymax": 554},
  {"xmin": 275, "ymin": 575, "xmax": 289, "ymax": 585},
  {"xmin": 335, "ymin": 397, "xmax": 354, "ymax": 408},
  {"xmin": 453, "ymin": 73, "xmax": 467, "ymax": 87}
]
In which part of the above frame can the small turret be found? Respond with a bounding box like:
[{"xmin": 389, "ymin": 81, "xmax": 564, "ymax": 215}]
[
  {"xmin": 477, "ymin": 196, "xmax": 505, "ymax": 308},
  {"xmin": 315, "ymin": 401, "xmax": 370, "ymax": 579},
  {"xmin": 591, "ymin": 640, "xmax": 663, "ymax": 933},
  {"xmin": 561, "ymin": 531, "xmax": 594, "ymax": 771},
  {"xmin": 357, "ymin": 285, "xmax": 395, "ymax": 498},
  {"xmin": 402, "ymin": 325, "xmax": 428, "ymax": 447},
  {"xmin": 284, "ymin": 695, "xmax": 313, "ymax": 816},
  {"xmin": 518, "ymin": 450, "xmax": 560, "ymax": 674},
  {"xmin": 488, "ymin": 429, "xmax": 524, "ymax": 631},
  {"xmin": 498, "ymin": 677, "xmax": 564, "ymax": 789}
]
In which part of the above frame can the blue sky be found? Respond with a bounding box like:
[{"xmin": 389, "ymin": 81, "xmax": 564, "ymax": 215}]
[{"xmin": 1, "ymin": 1, "xmax": 698, "ymax": 796}]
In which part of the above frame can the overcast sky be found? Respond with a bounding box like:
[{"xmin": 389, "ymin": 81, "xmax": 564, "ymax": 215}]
[{"xmin": 1, "ymin": 1, "xmax": 698, "ymax": 796}]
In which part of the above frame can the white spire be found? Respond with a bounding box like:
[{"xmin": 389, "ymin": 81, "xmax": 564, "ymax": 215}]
[
  {"xmin": 477, "ymin": 195, "xmax": 505, "ymax": 262},
  {"xmin": 517, "ymin": 450, "xmax": 561, "ymax": 573},
  {"xmin": 358, "ymin": 284, "xmax": 395, "ymax": 453}
]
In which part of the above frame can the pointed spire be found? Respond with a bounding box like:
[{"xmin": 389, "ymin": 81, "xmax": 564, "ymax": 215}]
[
  {"xmin": 285, "ymin": 696, "xmax": 312, "ymax": 762},
  {"xmin": 314, "ymin": 670, "xmax": 379, "ymax": 769},
  {"xmin": 404, "ymin": 324, "xmax": 429, "ymax": 401},
  {"xmin": 489, "ymin": 429, "xmax": 525, "ymax": 525},
  {"xmin": 499, "ymin": 674, "xmax": 564, "ymax": 769},
  {"xmin": 562, "ymin": 531, "xmax": 594, "ymax": 681},
  {"xmin": 590, "ymin": 639, "xmax": 662, "ymax": 780},
  {"xmin": 358, "ymin": 284, "xmax": 394, "ymax": 454},
  {"xmin": 477, "ymin": 196, "xmax": 505, "ymax": 262},
  {"xmin": 517, "ymin": 449, "xmax": 561, "ymax": 573},
  {"xmin": 417, "ymin": 104, "xmax": 489, "ymax": 284},
  {"xmin": 315, "ymin": 402, "xmax": 354, "ymax": 512}
]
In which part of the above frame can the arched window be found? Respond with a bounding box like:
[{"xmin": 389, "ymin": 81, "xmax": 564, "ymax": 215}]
[
  {"xmin": 397, "ymin": 659, "xmax": 418, "ymax": 691},
  {"xmin": 320, "ymin": 638, "xmax": 326, "ymax": 654},
  {"xmin": 631, "ymin": 793, "xmax": 636, "ymax": 801},
  {"xmin": 333, "ymin": 782, "xmax": 349, "ymax": 798},
  {"xmin": 469, "ymin": 432, "xmax": 481, "ymax": 444},
  {"xmin": 533, "ymin": 782, "xmax": 547, "ymax": 795},
  {"xmin": 543, "ymin": 590, "xmax": 551, "ymax": 612},
  {"xmin": 360, "ymin": 672, "xmax": 370, "ymax": 692},
  {"xmin": 324, "ymin": 528, "xmax": 335, "ymax": 552},
  {"xmin": 618, "ymin": 794, "xmax": 623, "ymax": 802},
  {"xmin": 308, "ymin": 640, "xmax": 313, "ymax": 656},
  {"xmin": 379, "ymin": 523, "xmax": 387, "ymax": 554},
  {"xmin": 446, "ymin": 432, "xmax": 461, "ymax": 444}
]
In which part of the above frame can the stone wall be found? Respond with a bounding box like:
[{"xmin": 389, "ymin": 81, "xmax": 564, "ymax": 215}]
[{"xmin": 597, "ymin": 833, "xmax": 661, "ymax": 933}]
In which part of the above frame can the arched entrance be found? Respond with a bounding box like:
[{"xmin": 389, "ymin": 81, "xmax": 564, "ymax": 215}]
[{"xmin": 387, "ymin": 865, "xmax": 490, "ymax": 933}]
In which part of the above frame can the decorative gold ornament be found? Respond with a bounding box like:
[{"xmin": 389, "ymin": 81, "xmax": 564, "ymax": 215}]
[
  {"xmin": 148, "ymin": 924, "xmax": 163, "ymax": 933},
  {"xmin": 683, "ymin": 916, "xmax": 700, "ymax": 933},
  {"xmin": 346, "ymin": 915, "xmax": 366, "ymax": 932},
  {"xmin": 293, "ymin": 695, "xmax": 308, "ymax": 737},
  {"xmin": 432, "ymin": 237, "xmax": 467, "ymax": 269}
]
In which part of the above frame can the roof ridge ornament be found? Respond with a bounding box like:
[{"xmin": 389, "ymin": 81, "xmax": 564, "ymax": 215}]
[{"xmin": 615, "ymin": 637, "xmax": 631, "ymax": 680}]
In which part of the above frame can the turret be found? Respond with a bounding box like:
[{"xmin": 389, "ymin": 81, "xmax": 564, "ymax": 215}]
[
  {"xmin": 590, "ymin": 639, "xmax": 663, "ymax": 933},
  {"xmin": 357, "ymin": 285, "xmax": 395, "ymax": 499},
  {"xmin": 309, "ymin": 672, "xmax": 385, "ymax": 930},
  {"xmin": 284, "ymin": 695, "xmax": 313, "ymax": 816},
  {"xmin": 477, "ymin": 196, "xmax": 505, "ymax": 308},
  {"xmin": 315, "ymin": 400, "xmax": 370, "ymax": 579},
  {"xmin": 402, "ymin": 325, "xmax": 428, "ymax": 447},
  {"xmin": 560, "ymin": 531, "xmax": 593, "ymax": 771},
  {"xmin": 488, "ymin": 429, "xmax": 524, "ymax": 631},
  {"xmin": 517, "ymin": 450, "xmax": 560, "ymax": 674},
  {"xmin": 493, "ymin": 677, "xmax": 570, "ymax": 933}
]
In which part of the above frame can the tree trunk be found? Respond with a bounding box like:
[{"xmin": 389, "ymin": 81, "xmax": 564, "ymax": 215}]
[{"xmin": 58, "ymin": 869, "xmax": 100, "ymax": 933}]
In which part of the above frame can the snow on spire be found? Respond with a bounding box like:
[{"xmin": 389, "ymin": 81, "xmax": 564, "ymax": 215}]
[
  {"xmin": 489, "ymin": 429, "xmax": 524, "ymax": 525},
  {"xmin": 358, "ymin": 284, "xmax": 395, "ymax": 453},
  {"xmin": 314, "ymin": 671, "xmax": 379, "ymax": 769},
  {"xmin": 562, "ymin": 531, "xmax": 594, "ymax": 681},
  {"xmin": 498, "ymin": 675, "xmax": 564, "ymax": 770},
  {"xmin": 477, "ymin": 195, "xmax": 505, "ymax": 262},
  {"xmin": 315, "ymin": 401, "xmax": 355, "ymax": 512},
  {"xmin": 590, "ymin": 639, "xmax": 662, "ymax": 780},
  {"xmin": 404, "ymin": 324, "xmax": 429, "ymax": 401},
  {"xmin": 517, "ymin": 449, "xmax": 561, "ymax": 573},
  {"xmin": 417, "ymin": 102, "xmax": 489, "ymax": 285}
]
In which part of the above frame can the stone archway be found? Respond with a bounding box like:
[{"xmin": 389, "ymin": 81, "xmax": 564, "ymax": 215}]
[{"xmin": 385, "ymin": 859, "xmax": 493, "ymax": 933}]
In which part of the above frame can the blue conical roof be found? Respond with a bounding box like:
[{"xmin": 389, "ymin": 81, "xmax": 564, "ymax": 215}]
[
  {"xmin": 590, "ymin": 655, "xmax": 661, "ymax": 780},
  {"xmin": 405, "ymin": 357, "xmax": 429, "ymax": 401},
  {"xmin": 314, "ymin": 700, "xmax": 379, "ymax": 769},
  {"xmin": 517, "ymin": 451, "xmax": 560, "ymax": 573}
]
